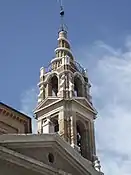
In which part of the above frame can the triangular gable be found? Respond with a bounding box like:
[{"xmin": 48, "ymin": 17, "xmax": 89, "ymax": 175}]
[
  {"xmin": 34, "ymin": 97, "xmax": 62, "ymax": 113},
  {"xmin": 73, "ymin": 97, "xmax": 97, "ymax": 115}
]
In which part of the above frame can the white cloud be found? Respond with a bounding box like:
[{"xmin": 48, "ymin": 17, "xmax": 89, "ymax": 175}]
[
  {"xmin": 77, "ymin": 36, "xmax": 131, "ymax": 175},
  {"xmin": 20, "ymin": 87, "xmax": 38, "ymax": 133}
]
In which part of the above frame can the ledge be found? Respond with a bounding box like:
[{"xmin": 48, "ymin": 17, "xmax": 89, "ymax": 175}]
[{"xmin": 0, "ymin": 133, "xmax": 100, "ymax": 175}]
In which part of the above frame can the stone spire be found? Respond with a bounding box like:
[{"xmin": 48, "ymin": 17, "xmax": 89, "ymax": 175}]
[
  {"xmin": 52, "ymin": 2, "xmax": 74, "ymax": 64},
  {"xmin": 54, "ymin": 30, "xmax": 74, "ymax": 61},
  {"xmin": 34, "ymin": 2, "xmax": 100, "ymax": 169}
]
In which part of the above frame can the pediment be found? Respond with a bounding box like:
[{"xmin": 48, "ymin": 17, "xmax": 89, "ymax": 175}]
[
  {"xmin": 0, "ymin": 134, "xmax": 98, "ymax": 175},
  {"xmin": 73, "ymin": 97, "xmax": 97, "ymax": 115},
  {"xmin": 34, "ymin": 97, "xmax": 62, "ymax": 114}
]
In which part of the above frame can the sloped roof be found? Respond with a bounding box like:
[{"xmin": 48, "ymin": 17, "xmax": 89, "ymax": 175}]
[{"xmin": 0, "ymin": 102, "xmax": 31, "ymax": 120}]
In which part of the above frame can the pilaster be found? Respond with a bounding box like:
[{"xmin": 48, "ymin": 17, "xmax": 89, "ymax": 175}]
[
  {"xmin": 58, "ymin": 109, "xmax": 68, "ymax": 140},
  {"xmin": 70, "ymin": 112, "xmax": 76, "ymax": 146}
]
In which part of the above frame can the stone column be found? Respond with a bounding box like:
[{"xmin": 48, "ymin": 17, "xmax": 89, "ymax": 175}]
[
  {"xmin": 38, "ymin": 84, "xmax": 45, "ymax": 103},
  {"xmin": 46, "ymin": 83, "xmax": 51, "ymax": 97},
  {"xmin": 37, "ymin": 119, "xmax": 42, "ymax": 133},
  {"xmin": 65, "ymin": 74, "xmax": 70, "ymax": 98},
  {"xmin": 81, "ymin": 128, "xmax": 89, "ymax": 159},
  {"xmin": 68, "ymin": 73, "xmax": 74, "ymax": 98},
  {"xmin": 70, "ymin": 112, "xmax": 77, "ymax": 147},
  {"xmin": 58, "ymin": 74, "xmax": 66, "ymax": 98},
  {"xmin": 58, "ymin": 109, "xmax": 68, "ymax": 141},
  {"xmin": 85, "ymin": 121, "xmax": 93, "ymax": 161},
  {"xmin": 90, "ymin": 120, "xmax": 96, "ymax": 161}
]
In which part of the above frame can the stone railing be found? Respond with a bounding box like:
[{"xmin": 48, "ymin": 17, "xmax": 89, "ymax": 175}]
[{"xmin": 40, "ymin": 56, "xmax": 88, "ymax": 77}]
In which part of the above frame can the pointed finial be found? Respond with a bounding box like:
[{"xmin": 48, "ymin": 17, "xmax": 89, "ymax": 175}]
[{"xmin": 57, "ymin": 0, "xmax": 67, "ymax": 32}]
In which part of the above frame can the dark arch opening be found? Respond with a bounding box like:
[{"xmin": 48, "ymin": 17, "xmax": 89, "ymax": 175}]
[
  {"xmin": 76, "ymin": 120, "xmax": 86, "ymax": 158},
  {"xmin": 53, "ymin": 119, "xmax": 59, "ymax": 133},
  {"xmin": 77, "ymin": 124, "xmax": 81, "ymax": 147},
  {"xmin": 48, "ymin": 153, "xmax": 54, "ymax": 163},
  {"xmin": 49, "ymin": 75, "xmax": 58, "ymax": 96},
  {"xmin": 74, "ymin": 76, "xmax": 83, "ymax": 97}
]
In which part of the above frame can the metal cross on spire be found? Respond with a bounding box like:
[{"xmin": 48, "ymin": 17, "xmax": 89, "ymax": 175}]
[
  {"xmin": 57, "ymin": 0, "xmax": 67, "ymax": 32},
  {"xmin": 57, "ymin": 0, "xmax": 63, "ymax": 8},
  {"xmin": 57, "ymin": 0, "xmax": 63, "ymax": 7}
]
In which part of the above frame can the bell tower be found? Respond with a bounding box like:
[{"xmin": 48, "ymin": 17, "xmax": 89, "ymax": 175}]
[{"xmin": 34, "ymin": 2, "xmax": 100, "ymax": 169}]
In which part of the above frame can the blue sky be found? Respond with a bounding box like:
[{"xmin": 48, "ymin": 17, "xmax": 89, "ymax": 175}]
[
  {"xmin": 0, "ymin": 0, "xmax": 130, "ymax": 107},
  {"xmin": 0, "ymin": 1, "xmax": 131, "ymax": 175}
]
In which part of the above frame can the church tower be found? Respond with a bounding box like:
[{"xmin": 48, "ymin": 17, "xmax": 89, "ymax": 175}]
[{"xmin": 34, "ymin": 3, "xmax": 101, "ymax": 171}]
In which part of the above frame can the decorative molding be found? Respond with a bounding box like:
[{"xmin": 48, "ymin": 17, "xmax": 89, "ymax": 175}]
[
  {"xmin": 34, "ymin": 97, "xmax": 61, "ymax": 114},
  {"xmin": 72, "ymin": 98, "xmax": 97, "ymax": 115},
  {"xmin": 0, "ymin": 108, "xmax": 26, "ymax": 124},
  {"xmin": 55, "ymin": 47, "xmax": 73, "ymax": 58}
]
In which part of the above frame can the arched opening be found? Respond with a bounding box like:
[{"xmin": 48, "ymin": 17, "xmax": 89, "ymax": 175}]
[
  {"xmin": 48, "ymin": 75, "xmax": 58, "ymax": 96},
  {"xmin": 77, "ymin": 125, "xmax": 81, "ymax": 147},
  {"xmin": 76, "ymin": 120, "xmax": 87, "ymax": 158},
  {"xmin": 74, "ymin": 76, "xmax": 83, "ymax": 97},
  {"xmin": 51, "ymin": 116, "xmax": 59, "ymax": 133},
  {"xmin": 53, "ymin": 119, "xmax": 59, "ymax": 133},
  {"xmin": 48, "ymin": 153, "xmax": 54, "ymax": 163}
]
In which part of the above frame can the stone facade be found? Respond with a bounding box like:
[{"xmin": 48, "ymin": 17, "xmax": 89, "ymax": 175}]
[
  {"xmin": 0, "ymin": 134, "xmax": 102, "ymax": 175},
  {"xmin": 0, "ymin": 102, "xmax": 32, "ymax": 134},
  {"xmin": 34, "ymin": 30, "xmax": 98, "ymax": 163}
]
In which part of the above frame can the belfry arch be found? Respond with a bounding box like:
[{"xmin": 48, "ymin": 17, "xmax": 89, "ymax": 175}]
[
  {"xmin": 76, "ymin": 120, "xmax": 87, "ymax": 158},
  {"xmin": 35, "ymin": 15, "xmax": 101, "ymax": 170},
  {"xmin": 48, "ymin": 74, "xmax": 58, "ymax": 97},
  {"xmin": 74, "ymin": 75, "xmax": 83, "ymax": 97}
]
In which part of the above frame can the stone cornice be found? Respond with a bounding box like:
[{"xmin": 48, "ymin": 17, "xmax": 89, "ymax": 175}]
[
  {"xmin": 34, "ymin": 97, "xmax": 62, "ymax": 114},
  {"xmin": 0, "ymin": 107, "xmax": 26, "ymax": 124},
  {"xmin": 34, "ymin": 97, "xmax": 97, "ymax": 119},
  {"xmin": 0, "ymin": 134, "xmax": 99, "ymax": 175},
  {"xmin": 0, "ymin": 102, "xmax": 31, "ymax": 122},
  {"xmin": 0, "ymin": 103, "xmax": 32, "ymax": 133}
]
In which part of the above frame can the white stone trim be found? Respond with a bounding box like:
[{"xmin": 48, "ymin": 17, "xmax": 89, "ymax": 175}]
[
  {"xmin": 38, "ymin": 107, "xmax": 63, "ymax": 121},
  {"xmin": 44, "ymin": 71, "xmax": 59, "ymax": 84},
  {"xmin": 57, "ymin": 37, "xmax": 71, "ymax": 46},
  {"xmin": 55, "ymin": 47, "xmax": 73, "ymax": 57},
  {"xmin": 40, "ymin": 67, "xmax": 45, "ymax": 77},
  {"xmin": 51, "ymin": 57, "xmax": 61, "ymax": 63},
  {"xmin": 35, "ymin": 99, "xmax": 63, "ymax": 118},
  {"xmin": 34, "ymin": 97, "xmax": 61, "ymax": 113}
]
